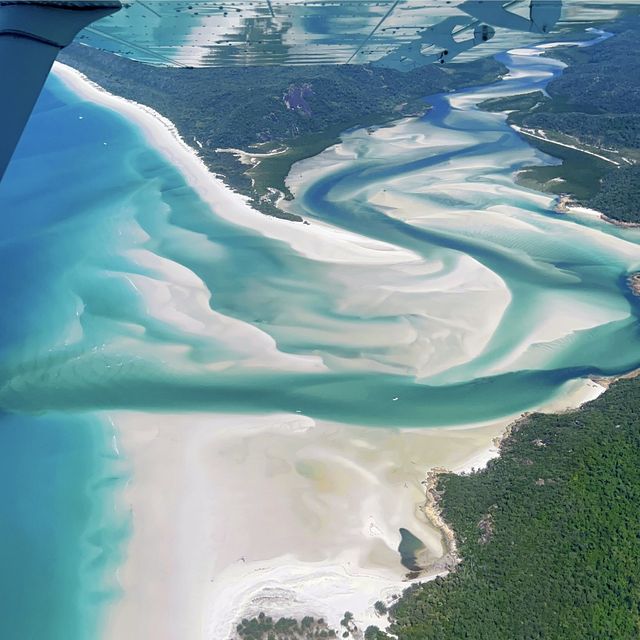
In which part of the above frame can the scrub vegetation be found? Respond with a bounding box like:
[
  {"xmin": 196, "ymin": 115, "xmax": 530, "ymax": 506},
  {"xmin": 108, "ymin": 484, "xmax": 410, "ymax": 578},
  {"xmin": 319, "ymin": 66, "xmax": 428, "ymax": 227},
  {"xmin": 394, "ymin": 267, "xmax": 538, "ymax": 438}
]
[
  {"xmin": 235, "ymin": 613, "xmax": 338, "ymax": 639},
  {"xmin": 366, "ymin": 376, "xmax": 640, "ymax": 639}
]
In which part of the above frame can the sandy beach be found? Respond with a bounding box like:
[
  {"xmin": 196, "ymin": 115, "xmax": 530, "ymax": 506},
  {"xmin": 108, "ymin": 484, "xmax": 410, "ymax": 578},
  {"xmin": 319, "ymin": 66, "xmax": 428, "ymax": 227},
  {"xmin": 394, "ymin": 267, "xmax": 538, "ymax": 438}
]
[
  {"xmin": 54, "ymin": 62, "xmax": 430, "ymax": 270},
  {"xmin": 104, "ymin": 376, "xmax": 605, "ymax": 640},
  {"xmin": 52, "ymin": 61, "xmax": 518, "ymax": 637}
]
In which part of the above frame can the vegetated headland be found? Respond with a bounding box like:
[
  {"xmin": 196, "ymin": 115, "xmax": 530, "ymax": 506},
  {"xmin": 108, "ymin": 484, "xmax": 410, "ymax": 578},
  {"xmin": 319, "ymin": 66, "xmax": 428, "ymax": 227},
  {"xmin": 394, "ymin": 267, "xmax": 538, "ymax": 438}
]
[
  {"xmin": 235, "ymin": 375, "xmax": 640, "ymax": 640},
  {"xmin": 59, "ymin": 44, "xmax": 505, "ymax": 222},
  {"xmin": 479, "ymin": 16, "xmax": 640, "ymax": 225},
  {"xmin": 363, "ymin": 374, "xmax": 640, "ymax": 640}
]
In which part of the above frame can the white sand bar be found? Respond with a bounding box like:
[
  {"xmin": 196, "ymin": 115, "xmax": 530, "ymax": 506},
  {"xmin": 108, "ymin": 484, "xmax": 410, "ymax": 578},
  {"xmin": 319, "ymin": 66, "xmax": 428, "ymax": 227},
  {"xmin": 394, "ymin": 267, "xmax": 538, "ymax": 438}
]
[{"xmin": 106, "ymin": 377, "xmax": 604, "ymax": 640}]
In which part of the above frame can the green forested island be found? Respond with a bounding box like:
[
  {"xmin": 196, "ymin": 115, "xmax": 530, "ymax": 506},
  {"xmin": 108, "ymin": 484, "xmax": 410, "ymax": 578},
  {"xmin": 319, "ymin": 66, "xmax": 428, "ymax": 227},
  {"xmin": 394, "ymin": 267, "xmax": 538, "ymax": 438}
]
[
  {"xmin": 59, "ymin": 45, "xmax": 504, "ymax": 221},
  {"xmin": 479, "ymin": 18, "xmax": 640, "ymax": 223}
]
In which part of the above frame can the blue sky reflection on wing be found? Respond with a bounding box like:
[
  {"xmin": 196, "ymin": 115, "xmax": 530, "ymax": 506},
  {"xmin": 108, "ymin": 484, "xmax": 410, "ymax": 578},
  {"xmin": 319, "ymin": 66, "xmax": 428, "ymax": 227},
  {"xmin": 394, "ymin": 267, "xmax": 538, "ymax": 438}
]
[{"xmin": 78, "ymin": 0, "xmax": 630, "ymax": 68}]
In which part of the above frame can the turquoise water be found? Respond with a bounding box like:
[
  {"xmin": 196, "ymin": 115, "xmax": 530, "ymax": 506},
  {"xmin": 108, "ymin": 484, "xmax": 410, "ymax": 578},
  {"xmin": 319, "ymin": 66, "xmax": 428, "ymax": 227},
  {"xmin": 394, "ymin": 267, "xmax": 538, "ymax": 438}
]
[
  {"xmin": 1, "ymin": 36, "xmax": 640, "ymax": 636},
  {"xmin": 0, "ymin": 412, "xmax": 128, "ymax": 640},
  {"xmin": 0, "ymin": 81, "xmax": 133, "ymax": 640},
  {"xmin": 398, "ymin": 527, "xmax": 427, "ymax": 572}
]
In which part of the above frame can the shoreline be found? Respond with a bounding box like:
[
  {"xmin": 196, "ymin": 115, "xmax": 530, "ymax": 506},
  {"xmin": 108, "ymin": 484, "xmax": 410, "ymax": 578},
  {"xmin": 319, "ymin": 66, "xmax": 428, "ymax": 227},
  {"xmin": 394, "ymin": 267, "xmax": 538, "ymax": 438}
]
[
  {"xmin": 419, "ymin": 365, "xmax": 640, "ymax": 584},
  {"xmin": 52, "ymin": 60, "xmax": 519, "ymax": 388},
  {"xmin": 511, "ymin": 124, "xmax": 622, "ymax": 166},
  {"xmin": 601, "ymin": 213, "xmax": 640, "ymax": 229},
  {"xmin": 52, "ymin": 61, "xmax": 521, "ymax": 638},
  {"xmin": 100, "ymin": 379, "xmax": 604, "ymax": 640},
  {"xmin": 105, "ymin": 379, "xmax": 605, "ymax": 640},
  {"xmin": 53, "ymin": 62, "xmax": 429, "ymax": 270},
  {"xmin": 414, "ymin": 374, "xmax": 607, "ymax": 579}
]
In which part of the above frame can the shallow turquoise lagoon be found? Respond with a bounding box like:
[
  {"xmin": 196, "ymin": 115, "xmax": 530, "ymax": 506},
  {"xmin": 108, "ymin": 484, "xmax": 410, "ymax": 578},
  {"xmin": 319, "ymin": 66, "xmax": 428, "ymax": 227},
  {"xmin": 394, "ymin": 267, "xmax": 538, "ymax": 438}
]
[{"xmin": 3, "ymin": 69, "xmax": 640, "ymax": 424}]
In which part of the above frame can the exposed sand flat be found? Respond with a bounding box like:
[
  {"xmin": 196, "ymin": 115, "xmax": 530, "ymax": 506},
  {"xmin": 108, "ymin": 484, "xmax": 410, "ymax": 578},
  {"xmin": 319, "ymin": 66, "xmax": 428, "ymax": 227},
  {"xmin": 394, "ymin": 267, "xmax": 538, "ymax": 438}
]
[
  {"xmin": 52, "ymin": 61, "xmax": 516, "ymax": 384},
  {"xmin": 104, "ymin": 223, "xmax": 511, "ymax": 382},
  {"xmin": 316, "ymin": 254, "xmax": 510, "ymax": 378},
  {"xmin": 42, "ymin": 65, "xmax": 514, "ymax": 383},
  {"xmin": 278, "ymin": 111, "xmax": 639, "ymax": 382},
  {"xmin": 106, "ymin": 377, "xmax": 605, "ymax": 639},
  {"xmin": 119, "ymin": 247, "xmax": 328, "ymax": 374},
  {"xmin": 48, "ymin": 63, "xmax": 517, "ymax": 640},
  {"xmin": 286, "ymin": 92, "xmax": 640, "ymax": 271},
  {"xmin": 479, "ymin": 290, "xmax": 630, "ymax": 376}
]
